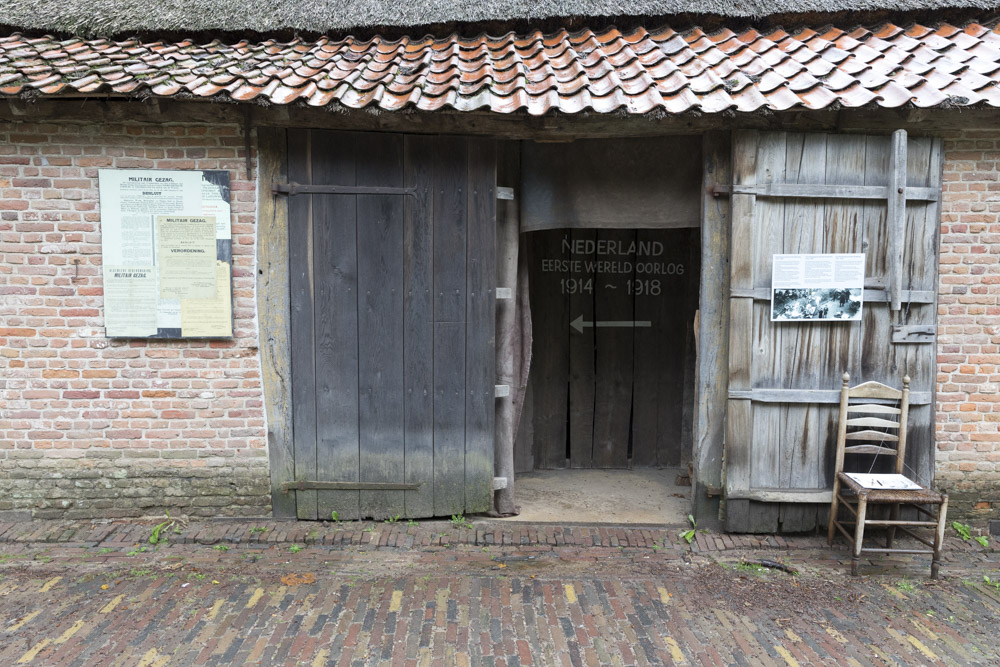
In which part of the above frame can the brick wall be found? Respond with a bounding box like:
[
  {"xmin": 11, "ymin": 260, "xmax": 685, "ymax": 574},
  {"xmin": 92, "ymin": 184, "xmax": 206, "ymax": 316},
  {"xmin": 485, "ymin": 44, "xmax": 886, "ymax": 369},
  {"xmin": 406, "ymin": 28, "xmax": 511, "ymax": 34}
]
[
  {"xmin": 0, "ymin": 118, "xmax": 270, "ymax": 519},
  {"xmin": 938, "ymin": 128, "xmax": 1000, "ymax": 522}
]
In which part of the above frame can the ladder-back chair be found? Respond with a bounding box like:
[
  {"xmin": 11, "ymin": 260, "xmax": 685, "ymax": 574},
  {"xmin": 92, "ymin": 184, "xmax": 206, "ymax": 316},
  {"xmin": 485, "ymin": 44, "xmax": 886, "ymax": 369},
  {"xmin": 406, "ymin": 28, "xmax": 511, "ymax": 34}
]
[{"xmin": 827, "ymin": 373, "xmax": 948, "ymax": 578}]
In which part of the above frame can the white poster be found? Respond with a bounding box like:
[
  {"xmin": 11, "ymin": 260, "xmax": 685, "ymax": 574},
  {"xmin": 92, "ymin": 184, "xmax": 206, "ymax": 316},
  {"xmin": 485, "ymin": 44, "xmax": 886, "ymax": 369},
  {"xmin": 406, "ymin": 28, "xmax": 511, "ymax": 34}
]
[
  {"xmin": 99, "ymin": 169, "xmax": 232, "ymax": 338},
  {"xmin": 771, "ymin": 253, "xmax": 865, "ymax": 322}
]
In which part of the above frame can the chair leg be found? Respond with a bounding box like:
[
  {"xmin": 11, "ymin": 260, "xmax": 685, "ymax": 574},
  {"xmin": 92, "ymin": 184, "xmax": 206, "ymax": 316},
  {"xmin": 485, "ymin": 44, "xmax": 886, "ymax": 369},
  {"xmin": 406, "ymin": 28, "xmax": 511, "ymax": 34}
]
[
  {"xmin": 827, "ymin": 480, "xmax": 841, "ymax": 546},
  {"xmin": 887, "ymin": 503, "xmax": 899, "ymax": 548},
  {"xmin": 852, "ymin": 496, "xmax": 868, "ymax": 577},
  {"xmin": 932, "ymin": 496, "xmax": 948, "ymax": 580}
]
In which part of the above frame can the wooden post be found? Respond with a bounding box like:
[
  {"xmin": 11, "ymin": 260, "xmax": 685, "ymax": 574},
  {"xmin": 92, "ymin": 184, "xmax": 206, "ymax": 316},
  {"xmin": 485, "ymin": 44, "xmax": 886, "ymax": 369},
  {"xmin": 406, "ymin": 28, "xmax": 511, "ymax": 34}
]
[
  {"xmin": 692, "ymin": 131, "xmax": 731, "ymax": 531},
  {"xmin": 887, "ymin": 129, "xmax": 907, "ymax": 312},
  {"xmin": 494, "ymin": 141, "xmax": 520, "ymax": 515},
  {"xmin": 256, "ymin": 127, "xmax": 296, "ymax": 518}
]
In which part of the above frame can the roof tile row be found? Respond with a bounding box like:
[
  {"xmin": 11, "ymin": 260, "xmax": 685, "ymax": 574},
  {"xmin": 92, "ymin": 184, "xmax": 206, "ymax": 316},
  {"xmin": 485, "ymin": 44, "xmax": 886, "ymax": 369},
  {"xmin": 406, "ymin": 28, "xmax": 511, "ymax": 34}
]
[{"xmin": 2, "ymin": 22, "xmax": 1000, "ymax": 115}]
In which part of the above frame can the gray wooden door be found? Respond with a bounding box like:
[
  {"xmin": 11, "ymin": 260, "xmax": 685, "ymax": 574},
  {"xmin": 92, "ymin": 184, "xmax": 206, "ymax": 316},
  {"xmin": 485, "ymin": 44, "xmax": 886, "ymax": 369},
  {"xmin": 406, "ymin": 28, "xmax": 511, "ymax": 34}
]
[
  {"xmin": 724, "ymin": 130, "xmax": 942, "ymax": 533},
  {"xmin": 287, "ymin": 130, "xmax": 496, "ymax": 520},
  {"xmin": 524, "ymin": 228, "xmax": 700, "ymax": 469}
]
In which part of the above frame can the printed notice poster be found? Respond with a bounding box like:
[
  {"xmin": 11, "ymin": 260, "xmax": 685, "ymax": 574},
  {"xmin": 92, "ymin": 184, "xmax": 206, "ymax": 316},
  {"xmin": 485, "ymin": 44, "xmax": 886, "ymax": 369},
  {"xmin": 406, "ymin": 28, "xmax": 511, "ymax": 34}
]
[
  {"xmin": 102, "ymin": 266, "xmax": 158, "ymax": 336},
  {"xmin": 181, "ymin": 262, "xmax": 233, "ymax": 337},
  {"xmin": 157, "ymin": 215, "xmax": 217, "ymax": 299},
  {"xmin": 771, "ymin": 253, "xmax": 865, "ymax": 322},
  {"xmin": 99, "ymin": 169, "xmax": 233, "ymax": 338}
]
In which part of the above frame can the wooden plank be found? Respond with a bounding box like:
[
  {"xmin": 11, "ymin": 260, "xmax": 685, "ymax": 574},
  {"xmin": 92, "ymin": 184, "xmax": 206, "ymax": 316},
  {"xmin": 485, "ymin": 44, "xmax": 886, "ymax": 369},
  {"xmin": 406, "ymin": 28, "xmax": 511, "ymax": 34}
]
[
  {"xmin": 693, "ymin": 130, "xmax": 731, "ymax": 531},
  {"xmin": 748, "ymin": 130, "xmax": 788, "ymax": 533},
  {"xmin": 513, "ymin": 374, "xmax": 535, "ymax": 474},
  {"xmin": 256, "ymin": 127, "xmax": 296, "ymax": 519},
  {"xmin": 727, "ymin": 388, "xmax": 932, "ymax": 405},
  {"xmin": 283, "ymin": 481, "xmax": 420, "ymax": 491},
  {"xmin": 722, "ymin": 183, "xmax": 937, "ymax": 201},
  {"xmin": 887, "ymin": 129, "xmax": 908, "ymax": 311},
  {"xmin": 464, "ymin": 137, "xmax": 497, "ymax": 513},
  {"xmin": 311, "ymin": 130, "xmax": 361, "ymax": 521},
  {"xmin": 592, "ymin": 228, "xmax": 636, "ymax": 468},
  {"xmin": 729, "ymin": 287, "xmax": 935, "ymax": 303},
  {"xmin": 432, "ymin": 138, "xmax": 470, "ymax": 513},
  {"xmin": 434, "ymin": 322, "xmax": 466, "ymax": 516},
  {"xmin": 649, "ymin": 229, "xmax": 694, "ymax": 467},
  {"xmin": 677, "ymin": 227, "xmax": 702, "ymax": 468},
  {"xmin": 287, "ymin": 128, "xmax": 318, "ymax": 520},
  {"xmin": 528, "ymin": 230, "xmax": 570, "ymax": 468},
  {"xmin": 403, "ymin": 134, "xmax": 436, "ymax": 518},
  {"xmin": 434, "ymin": 136, "xmax": 468, "ymax": 323},
  {"xmin": 357, "ymin": 132, "xmax": 406, "ymax": 520},
  {"xmin": 568, "ymin": 229, "xmax": 597, "ymax": 468},
  {"xmin": 844, "ymin": 430, "xmax": 900, "ymax": 442},
  {"xmin": 724, "ymin": 130, "xmax": 758, "ymax": 531},
  {"xmin": 728, "ymin": 489, "xmax": 832, "ymax": 503},
  {"xmin": 493, "ymin": 140, "xmax": 520, "ymax": 513},
  {"xmin": 845, "ymin": 416, "xmax": 900, "ymax": 428},
  {"xmin": 843, "ymin": 445, "xmax": 898, "ymax": 456}
]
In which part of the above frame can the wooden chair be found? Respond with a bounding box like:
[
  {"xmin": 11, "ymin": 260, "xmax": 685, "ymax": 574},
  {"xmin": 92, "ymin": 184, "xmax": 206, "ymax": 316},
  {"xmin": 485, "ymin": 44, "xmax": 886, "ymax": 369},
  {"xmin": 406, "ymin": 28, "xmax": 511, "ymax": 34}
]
[{"xmin": 827, "ymin": 373, "xmax": 948, "ymax": 578}]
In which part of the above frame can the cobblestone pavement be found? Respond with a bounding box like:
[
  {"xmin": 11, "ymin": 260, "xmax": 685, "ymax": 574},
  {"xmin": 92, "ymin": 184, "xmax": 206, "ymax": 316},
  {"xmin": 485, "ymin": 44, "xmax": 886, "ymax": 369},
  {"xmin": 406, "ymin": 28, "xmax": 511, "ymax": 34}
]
[{"xmin": 0, "ymin": 519, "xmax": 998, "ymax": 666}]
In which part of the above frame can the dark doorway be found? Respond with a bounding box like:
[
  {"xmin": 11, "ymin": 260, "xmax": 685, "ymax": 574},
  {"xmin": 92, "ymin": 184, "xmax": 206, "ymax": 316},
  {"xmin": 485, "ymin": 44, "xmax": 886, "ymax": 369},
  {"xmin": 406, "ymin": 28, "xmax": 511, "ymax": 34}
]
[{"xmin": 517, "ymin": 227, "xmax": 700, "ymax": 470}]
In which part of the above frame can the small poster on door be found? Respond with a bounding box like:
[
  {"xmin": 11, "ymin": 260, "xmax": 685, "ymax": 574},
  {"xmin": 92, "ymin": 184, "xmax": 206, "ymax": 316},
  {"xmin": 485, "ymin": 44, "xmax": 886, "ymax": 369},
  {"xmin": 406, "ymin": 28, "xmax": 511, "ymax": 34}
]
[{"xmin": 771, "ymin": 254, "xmax": 865, "ymax": 322}]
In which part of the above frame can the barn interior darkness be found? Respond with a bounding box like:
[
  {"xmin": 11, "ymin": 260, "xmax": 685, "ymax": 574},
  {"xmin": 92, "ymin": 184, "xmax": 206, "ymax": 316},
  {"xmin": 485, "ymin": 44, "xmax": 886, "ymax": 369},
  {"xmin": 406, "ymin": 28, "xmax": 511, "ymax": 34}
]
[{"xmin": 512, "ymin": 137, "xmax": 702, "ymax": 520}]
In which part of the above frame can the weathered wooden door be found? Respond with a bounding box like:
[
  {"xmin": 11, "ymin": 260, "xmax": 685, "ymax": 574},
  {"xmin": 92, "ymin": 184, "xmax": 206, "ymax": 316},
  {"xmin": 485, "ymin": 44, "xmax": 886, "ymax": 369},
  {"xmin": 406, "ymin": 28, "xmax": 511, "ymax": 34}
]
[
  {"xmin": 525, "ymin": 227, "xmax": 700, "ymax": 469},
  {"xmin": 724, "ymin": 130, "xmax": 942, "ymax": 533},
  {"xmin": 286, "ymin": 130, "xmax": 496, "ymax": 520}
]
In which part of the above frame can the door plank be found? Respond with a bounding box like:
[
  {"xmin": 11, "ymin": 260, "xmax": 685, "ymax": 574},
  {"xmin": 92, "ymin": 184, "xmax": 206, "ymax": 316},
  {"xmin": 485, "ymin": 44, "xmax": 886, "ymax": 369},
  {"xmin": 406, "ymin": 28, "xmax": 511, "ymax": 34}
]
[
  {"xmin": 432, "ymin": 137, "xmax": 469, "ymax": 514},
  {"xmin": 288, "ymin": 128, "xmax": 318, "ymax": 520},
  {"xmin": 747, "ymin": 131, "xmax": 788, "ymax": 532},
  {"xmin": 434, "ymin": 322, "xmax": 466, "ymax": 515},
  {"xmin": 402, "ymin": 135, "xmax": 435, "ymax": 518},
  {"xmin": 568, "ymin": 229, "xmax": 597, "ymax": 468},
  {"xmin": 592, "ymin": 229, "xmax": 637, "ymax": 468},
  {"xmin": 357, "ymin": 133, "xmax": 406, "ymax": 519},
  {"xmin": 311, "ymin": 130, "xmax": 361, "ymax": 521},
  {"xmin": 529, "ymin": 230, "xmax": 570, "ymax": 469},
  {"xmin": 465, "ymin": 137, "xmax": 497, "ymax": 512}
]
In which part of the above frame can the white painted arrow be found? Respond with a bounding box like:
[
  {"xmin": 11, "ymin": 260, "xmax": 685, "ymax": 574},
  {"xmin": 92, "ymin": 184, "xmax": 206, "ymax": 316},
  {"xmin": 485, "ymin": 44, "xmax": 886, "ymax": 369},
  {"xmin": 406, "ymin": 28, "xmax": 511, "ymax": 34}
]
[{"xmin": 570, "ymin": 315, "xmax": 651, "ymax": 333}]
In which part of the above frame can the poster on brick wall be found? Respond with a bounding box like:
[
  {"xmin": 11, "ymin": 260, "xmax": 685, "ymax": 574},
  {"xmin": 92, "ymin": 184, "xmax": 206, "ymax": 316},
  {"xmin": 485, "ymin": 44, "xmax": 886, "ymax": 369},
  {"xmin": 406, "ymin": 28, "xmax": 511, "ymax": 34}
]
[{"xmin": 99, "ymin": 169, "xmax": 233, "ymax": 338}]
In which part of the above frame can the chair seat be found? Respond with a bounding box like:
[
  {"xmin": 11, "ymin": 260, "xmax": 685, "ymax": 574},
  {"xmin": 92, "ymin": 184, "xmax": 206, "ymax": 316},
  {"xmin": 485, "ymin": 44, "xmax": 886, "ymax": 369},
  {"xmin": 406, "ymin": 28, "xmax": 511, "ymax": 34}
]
[{"xmin": 836, "ymin": 472, "xmax": 945, "ymax": 504}]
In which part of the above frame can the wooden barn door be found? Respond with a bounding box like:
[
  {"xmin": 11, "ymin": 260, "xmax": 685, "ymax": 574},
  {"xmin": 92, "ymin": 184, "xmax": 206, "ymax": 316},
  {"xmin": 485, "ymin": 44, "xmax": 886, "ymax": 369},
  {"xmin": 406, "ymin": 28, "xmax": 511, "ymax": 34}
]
[
  {"xmin": 724, "ymin": 130, "xmax": 942, "ymax": 533},
  {"xmin": 286, "ymin": 130, "xmax": 496, "ymax": 521}
]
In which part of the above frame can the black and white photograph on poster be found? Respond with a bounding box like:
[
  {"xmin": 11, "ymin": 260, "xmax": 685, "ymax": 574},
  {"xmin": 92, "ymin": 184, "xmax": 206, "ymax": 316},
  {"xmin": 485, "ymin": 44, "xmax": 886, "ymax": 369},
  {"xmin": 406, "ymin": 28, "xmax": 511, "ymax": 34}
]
[{"xmin": 771, "ymin": 253, "xmax": 865, "ymax": 322}]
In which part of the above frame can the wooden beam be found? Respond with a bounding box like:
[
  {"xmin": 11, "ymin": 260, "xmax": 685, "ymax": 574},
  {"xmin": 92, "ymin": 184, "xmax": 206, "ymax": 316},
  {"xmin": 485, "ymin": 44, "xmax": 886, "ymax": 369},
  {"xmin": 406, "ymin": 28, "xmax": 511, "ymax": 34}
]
[
  {"xmin": 256, "ymin": 127, "xmax": 296, "ymax": 519},
  {"xmin": 8, "ymin": 98, "xmax": 1000, "ymax": 141},
  {"xmin": 727, "ymin": 388, "xmax": 932, "ymax": 405},
  {"xmin": 692, "ymin": 130, "xmax": 731, "ymax": 531},
  {"xmin": 282, "ymin": 481, "xmax": 421, "ymax": 492},
  {"xmin": 713, "ymin": 183, "xmax": 937, "ymax": 201},
  {"xmin": 888, "ymin": 129, "xmax": 908, "ymax": 311},
  {"xmin": 729, "ymin": 287, "xmax": 935, "ymax": 304},
  {"xmin": 727, "ymin": 489, "xmax": 833, "ymax": 503}
]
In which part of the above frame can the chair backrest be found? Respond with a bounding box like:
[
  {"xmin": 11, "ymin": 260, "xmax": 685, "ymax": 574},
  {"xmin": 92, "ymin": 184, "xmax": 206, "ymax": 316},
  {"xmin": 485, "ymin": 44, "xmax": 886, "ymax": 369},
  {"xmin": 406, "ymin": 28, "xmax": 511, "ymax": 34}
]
[{"xmin": 834, "ymin": 373, "xmax": 910, "ymax": 477}]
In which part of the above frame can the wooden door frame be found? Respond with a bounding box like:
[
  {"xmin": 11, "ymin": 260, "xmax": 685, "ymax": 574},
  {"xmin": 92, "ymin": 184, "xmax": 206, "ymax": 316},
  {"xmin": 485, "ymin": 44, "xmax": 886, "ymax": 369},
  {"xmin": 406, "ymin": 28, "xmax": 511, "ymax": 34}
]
[{"xmin": 691, "ymin": 131, "xmax": 731, "ymax": 531}]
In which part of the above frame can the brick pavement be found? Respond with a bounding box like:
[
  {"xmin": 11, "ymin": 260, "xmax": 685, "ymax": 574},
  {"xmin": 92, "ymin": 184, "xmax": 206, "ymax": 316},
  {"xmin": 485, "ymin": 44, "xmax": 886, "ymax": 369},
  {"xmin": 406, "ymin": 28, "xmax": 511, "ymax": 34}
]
[{"xmin": 0, "ymin": 519, "xmax": 998, "ymax": 666}]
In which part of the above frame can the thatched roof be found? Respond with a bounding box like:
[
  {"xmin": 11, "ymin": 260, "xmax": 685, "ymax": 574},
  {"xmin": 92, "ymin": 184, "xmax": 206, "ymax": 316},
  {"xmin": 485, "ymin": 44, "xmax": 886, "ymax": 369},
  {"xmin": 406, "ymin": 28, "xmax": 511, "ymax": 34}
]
[{"xmin": 5, "ymin": 0, "xmax": 1000, "ymax": 36}]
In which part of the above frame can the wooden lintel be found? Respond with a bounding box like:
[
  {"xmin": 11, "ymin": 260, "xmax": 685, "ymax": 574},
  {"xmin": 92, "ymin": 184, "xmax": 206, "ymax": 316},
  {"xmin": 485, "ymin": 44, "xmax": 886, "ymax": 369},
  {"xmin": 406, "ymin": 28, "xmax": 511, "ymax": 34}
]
[
  {"xmin": 8, "ymin": 97, "xmax": 1000, "ymax": 141},
  {"xmin": 282, "ymin": 481, "xmax": 422, "ymax": 493}
]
